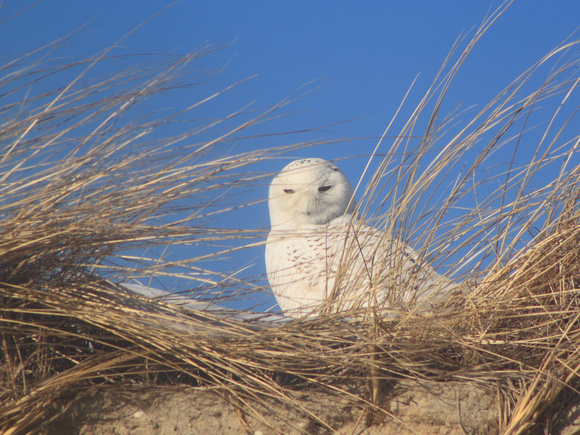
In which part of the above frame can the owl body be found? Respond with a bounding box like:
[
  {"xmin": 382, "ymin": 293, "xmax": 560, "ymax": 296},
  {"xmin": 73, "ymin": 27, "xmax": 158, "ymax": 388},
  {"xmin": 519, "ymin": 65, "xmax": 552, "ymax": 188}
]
[
  {"xmin": 266, "ymin": 222, "xmax": 341, "ymax": 316},
  {"xmin": 265, "ymin": 158, "xmax": 455, "ymax": 318}
]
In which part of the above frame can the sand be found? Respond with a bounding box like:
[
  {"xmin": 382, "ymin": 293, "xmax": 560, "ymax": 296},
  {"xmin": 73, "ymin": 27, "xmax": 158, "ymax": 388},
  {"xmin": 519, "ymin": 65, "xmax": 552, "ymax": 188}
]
[{"xmin": 47, "ymin": 379, "xmax": 504, "ymax": 434}]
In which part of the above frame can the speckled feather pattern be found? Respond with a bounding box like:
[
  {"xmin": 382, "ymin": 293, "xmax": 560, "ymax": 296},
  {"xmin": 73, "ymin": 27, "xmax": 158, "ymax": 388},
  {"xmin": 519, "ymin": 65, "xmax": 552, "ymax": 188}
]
[{"xmin": 266, "ymin": 158, "xmax": 455, "ymax": 317}]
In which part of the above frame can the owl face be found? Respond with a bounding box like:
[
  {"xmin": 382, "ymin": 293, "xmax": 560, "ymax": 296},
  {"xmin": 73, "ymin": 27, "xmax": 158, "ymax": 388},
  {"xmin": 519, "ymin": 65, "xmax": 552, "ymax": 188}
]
[{"xmin": 268, "ymin": 158, "xmax": 357, "ymax": 228}]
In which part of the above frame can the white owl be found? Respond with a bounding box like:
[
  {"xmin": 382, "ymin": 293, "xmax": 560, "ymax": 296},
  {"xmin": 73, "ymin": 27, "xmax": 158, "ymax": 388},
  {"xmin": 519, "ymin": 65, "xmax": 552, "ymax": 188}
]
[{"xmin": 265, "ymin": 158, "xmax": 457, "ymax": 318}]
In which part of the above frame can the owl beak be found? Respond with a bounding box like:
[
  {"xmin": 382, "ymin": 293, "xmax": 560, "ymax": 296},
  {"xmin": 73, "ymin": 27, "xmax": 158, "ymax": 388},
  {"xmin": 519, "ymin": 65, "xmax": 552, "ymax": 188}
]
[{"xmin": 304, "ymin": 195, "xmax": 317, "ymax": 216}]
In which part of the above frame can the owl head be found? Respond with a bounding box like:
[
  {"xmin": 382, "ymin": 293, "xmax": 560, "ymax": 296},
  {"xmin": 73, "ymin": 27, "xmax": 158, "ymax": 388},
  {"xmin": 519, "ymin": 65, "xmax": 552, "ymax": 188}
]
[{"xmin": 268, "ymin": 158, "xmax": 357, "ymax": 228}]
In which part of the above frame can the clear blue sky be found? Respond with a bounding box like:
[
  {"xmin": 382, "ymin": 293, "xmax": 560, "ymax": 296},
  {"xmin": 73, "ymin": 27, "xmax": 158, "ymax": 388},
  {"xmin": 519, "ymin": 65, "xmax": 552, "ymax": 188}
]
[{"xmin": 2, "ymin": 1, "xmax": 580, "ymax": 310}]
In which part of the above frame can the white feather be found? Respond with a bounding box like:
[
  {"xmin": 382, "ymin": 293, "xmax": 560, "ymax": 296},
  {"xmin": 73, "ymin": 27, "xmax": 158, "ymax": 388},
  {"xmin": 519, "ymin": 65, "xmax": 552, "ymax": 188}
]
[{"xmin": 266, "ymin": 158, "xmax": 456, "ymax": 318}]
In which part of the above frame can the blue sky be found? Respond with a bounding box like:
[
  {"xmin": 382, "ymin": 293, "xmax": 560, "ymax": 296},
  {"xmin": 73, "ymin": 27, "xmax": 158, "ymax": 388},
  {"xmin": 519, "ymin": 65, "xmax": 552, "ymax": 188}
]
[{"xmin": 2, "ymin": 1, "xmax": 580, "ymax": 310}]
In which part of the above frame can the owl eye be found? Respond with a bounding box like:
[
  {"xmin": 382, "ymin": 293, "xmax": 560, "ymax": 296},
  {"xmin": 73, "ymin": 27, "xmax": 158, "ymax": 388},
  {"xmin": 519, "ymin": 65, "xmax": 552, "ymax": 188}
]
[
  {"xmin": 318, "ymin": 185, "xmax": 331, "ymax": 192},
  {"xmin": 283, "ymin": 189, "xmax": 295, "ymax": 194}
]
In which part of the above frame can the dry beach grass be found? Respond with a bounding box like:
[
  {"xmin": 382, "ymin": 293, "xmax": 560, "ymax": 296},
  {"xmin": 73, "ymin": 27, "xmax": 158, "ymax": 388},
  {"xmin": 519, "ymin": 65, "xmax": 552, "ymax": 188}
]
[{"xmin": 2, "ymin": 4, "xmax": 580, "ymax": 434}]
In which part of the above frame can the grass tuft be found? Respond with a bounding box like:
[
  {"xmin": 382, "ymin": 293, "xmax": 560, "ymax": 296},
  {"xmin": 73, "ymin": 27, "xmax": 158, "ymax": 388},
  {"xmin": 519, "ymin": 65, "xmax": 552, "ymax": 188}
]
[{"xmin": 2, "ymin": 3, "xmax": 580, "ymax": 434}]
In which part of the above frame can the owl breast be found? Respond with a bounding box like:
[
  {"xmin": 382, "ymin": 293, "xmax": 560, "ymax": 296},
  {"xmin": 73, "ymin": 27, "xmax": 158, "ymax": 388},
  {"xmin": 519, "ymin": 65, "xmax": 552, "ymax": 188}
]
[{"xmin": 265, "ymin": 226, "xmax": 340, "ymax": 316}]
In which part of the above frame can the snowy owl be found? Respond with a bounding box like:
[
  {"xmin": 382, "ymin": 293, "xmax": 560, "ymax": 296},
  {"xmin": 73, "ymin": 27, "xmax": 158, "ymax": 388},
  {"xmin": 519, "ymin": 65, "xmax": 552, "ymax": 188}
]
[{"xmin": 265, "ymin": 158, "xmax": 457, "ymax": 318}]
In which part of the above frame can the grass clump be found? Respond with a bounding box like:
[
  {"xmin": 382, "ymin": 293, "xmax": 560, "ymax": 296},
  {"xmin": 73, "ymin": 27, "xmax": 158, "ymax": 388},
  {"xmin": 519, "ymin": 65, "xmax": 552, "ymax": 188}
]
[{"xmin": 1, "ymin": 3, "xmax": 580, "ymax": 434}]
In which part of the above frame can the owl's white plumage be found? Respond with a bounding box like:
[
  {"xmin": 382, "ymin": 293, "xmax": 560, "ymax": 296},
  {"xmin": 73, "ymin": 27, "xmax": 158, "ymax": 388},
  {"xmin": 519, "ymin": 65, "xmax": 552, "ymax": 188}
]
[{"xmin": 265, "ymin": 158, "xmax": 456, "ymax": 318}]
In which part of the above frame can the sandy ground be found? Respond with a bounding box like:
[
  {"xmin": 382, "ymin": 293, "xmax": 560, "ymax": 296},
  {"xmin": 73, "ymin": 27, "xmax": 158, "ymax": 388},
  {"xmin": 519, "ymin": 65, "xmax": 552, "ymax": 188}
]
[{"xmin": 47, "ymin": 379, "xmax": 506, "ymax": 434}]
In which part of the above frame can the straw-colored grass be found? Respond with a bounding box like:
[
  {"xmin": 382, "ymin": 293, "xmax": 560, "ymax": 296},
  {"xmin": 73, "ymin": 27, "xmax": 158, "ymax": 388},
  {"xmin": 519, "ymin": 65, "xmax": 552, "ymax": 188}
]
[{"xmin": 2, "ymin": 3, "xmax": 580, "ymax": 434}]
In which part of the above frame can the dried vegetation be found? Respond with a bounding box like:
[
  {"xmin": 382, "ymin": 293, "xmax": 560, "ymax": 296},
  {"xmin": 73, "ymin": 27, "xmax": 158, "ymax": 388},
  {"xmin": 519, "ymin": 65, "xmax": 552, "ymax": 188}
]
[{"xmin": 1, "ymin": 3, "xmax": 580, "ymax": 434}]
